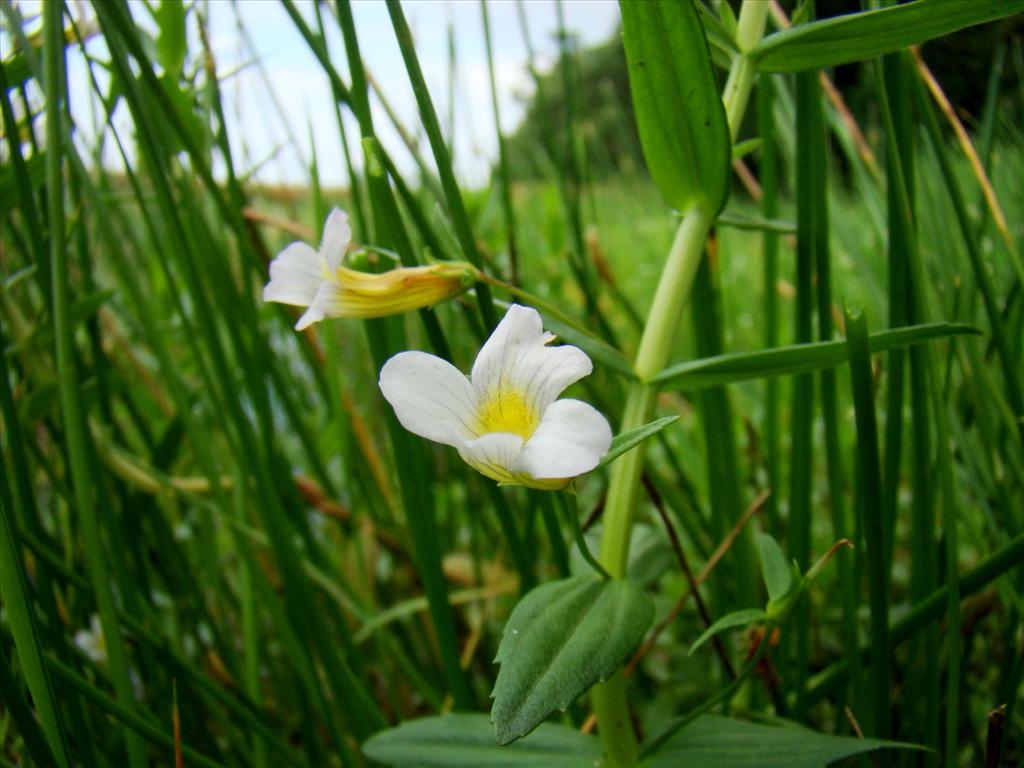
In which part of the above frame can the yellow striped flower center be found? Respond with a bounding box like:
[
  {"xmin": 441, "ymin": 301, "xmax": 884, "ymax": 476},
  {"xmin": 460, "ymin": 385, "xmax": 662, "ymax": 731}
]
[{"xmin": 478, "ymin": 388, "xmax": 540, "ymax": 440}]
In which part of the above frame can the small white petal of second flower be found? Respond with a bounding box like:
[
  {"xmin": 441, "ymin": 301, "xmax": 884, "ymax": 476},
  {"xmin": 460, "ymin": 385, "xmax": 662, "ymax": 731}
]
[
  {"xmin": 295, "ymin": 281, "xmax": 338, "ymax": 330},
  {"xmin": 263, "ymin": 242, "xmax": 323, "ymax": 307},
  {"xmin": 320, "ymin": 208, "xmax": 351, "ymax": 273},
  {"xmin": 379, "ymin": 351, "xmax": 482, "ymax": 446},
  {"xmin": 513, "ymin": 399, "xmax": 613, "ymax": 479}
]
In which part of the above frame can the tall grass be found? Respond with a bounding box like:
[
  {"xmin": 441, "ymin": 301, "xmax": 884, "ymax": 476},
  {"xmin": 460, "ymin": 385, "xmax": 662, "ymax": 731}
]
[{"xmin": 2, "ymin": 2, "xmax": 1022, "ymax": 767}]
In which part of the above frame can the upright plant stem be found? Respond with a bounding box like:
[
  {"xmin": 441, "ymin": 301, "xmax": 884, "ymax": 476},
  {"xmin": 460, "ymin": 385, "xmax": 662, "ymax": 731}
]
[
  {"xmin": 787, "ymin": 68, "xmax": 818, "ymax": 702},
  {"xmin": 810, "ymin": 61, "xmax": 855, "ymax": 718},
  {"xmin": 757, "ymin": 75, "xmax": 780, "ymax": 528},
  {"xmin": 591, "ymin": 4, "xmax": 767, "ymax": 761},
  {"xmin": 597, "ymin": 208, "xmax": 714, "ymax": 577},
  {"xmin": 384, "ymin": 0, "xmax": 497, "ymax": 330},
  {"xmin": 721, "ymin": 0, "xmax": 769, "ymax": 140},
  {"xmin": 880, "ymin": 52, "xmax": 909, "ymax": 583},
  {"xmin": 888, "ymin": 52, "xmax": 941, "ymax": 752},
  {"xmin": 592, "ymin": 207, "xmax": 712, "ymax": 767},
  {"xmin": 847, "ymin": 308, "xmax": 892, "ymax": 753}
]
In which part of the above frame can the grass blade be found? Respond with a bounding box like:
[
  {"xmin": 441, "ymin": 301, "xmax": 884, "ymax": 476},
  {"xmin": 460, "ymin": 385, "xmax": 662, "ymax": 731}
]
[
  {"xmin": 44, "ymin": 4, "xmax": 147, "ymax": 764},
  {"xmin": 480, "ymin": 0, "xmax": 519, "ymax": 284},
  {"xmin": 757, "ymin": 74, "xmax": 781, "ymax": 530},
  {"xmin": 846, "ymin": 307, "xmax": 891, "ymax": 747},
  {"xmin": 1, "ymin": 489, "xmax": 70, "ymax": 768},
  {"xmin": 384, "ymin": 0, "xmax": 497, "ymax": 329}
]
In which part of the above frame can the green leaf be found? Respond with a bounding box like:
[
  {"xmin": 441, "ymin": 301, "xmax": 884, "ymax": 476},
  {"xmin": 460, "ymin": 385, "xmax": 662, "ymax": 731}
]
[
  {"xmin": 715, "ymin": 212, "xmax": 796, "ymax": 235},
  {"xmin": 757, "ymin": 534, "xmax": 794, "ymax": 604},
  {"xmin": 492, "ymin": 575, "xmax": 655, "ymax": 745},
  {"xmin": 717, "ymin": 0, "xmax": 738, "ymax": 40},
  {"xmin": 694, "ymin": 1, "xmax": 739, "ymax": 67},
  {"xmin": 155, "ymin": 0, "xmax": 186, "ymax": 77},
  {"xmin": 653, "ymin": 322, "xmax": 979, "ymax": 391},
  {"xmin": 364, "ymin": 714, "xmax": 601, "ymax": 767},
  {"xmin": 599, "ymin": 415, "xmax": 679, "ymax": 468},
  {"xmin": 153, "ymin": 72, "xmax": 204, "ymax": 156},
  {"xmin": 643, "ymin": 715, "xmax": 926, "ymax": 767},
  {"xmin": 1, "ymin": 509, "xmax": 72, "ymax": 768},
  {"xmin": 751, "ymin": 0, "xmax": 1024, "ymax": 73},
  {"xmin": 731, "ymin": 138, "xmax": 763, "ymax": 162},
  {"xmin": 620, "ymin": 0, "xmax": 731, "ymax": 214},
  {"xmin": 688, "ymin": 609, "xmax": 767, "ymax": 656}
]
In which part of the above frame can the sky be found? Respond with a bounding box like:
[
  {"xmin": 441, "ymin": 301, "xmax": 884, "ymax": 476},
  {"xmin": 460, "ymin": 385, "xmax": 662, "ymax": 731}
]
[
  {"xmin": 42, "ymin": 1, "xmax": 623, "ymax": 188},
  {"xmin": 217, "ymin": 0, "xmax": 622, "ymax": 187}
]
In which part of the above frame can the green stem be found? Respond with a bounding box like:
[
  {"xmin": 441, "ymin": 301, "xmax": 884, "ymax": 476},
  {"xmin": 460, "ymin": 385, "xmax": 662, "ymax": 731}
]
[
  {"xmin": 591, "ymin": 672, "xmax": 637, "ymax": 767},
  {"xmin": 564, "ymin": 490, "xmax": 609, "ymax": 579},
  {"xmin": 591, "ymin": 207, "xmax": 711, "ymax": 766},
  {"xmin": 591, "ymin": 2, "xmax": 768, "ymax": 760},
  {"xmin": 723, "ymin": 0, "xmax": 770, "ymax": 140},
  {"xmin": 598, "ymin": 206, "xmax": 713, "ymax": 580}
]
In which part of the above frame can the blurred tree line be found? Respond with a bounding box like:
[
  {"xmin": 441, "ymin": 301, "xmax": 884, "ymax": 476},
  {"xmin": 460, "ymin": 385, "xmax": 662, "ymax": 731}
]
[{"xmin": 504, "ymin": 3, "xmax": 1023, "ymax": 183}]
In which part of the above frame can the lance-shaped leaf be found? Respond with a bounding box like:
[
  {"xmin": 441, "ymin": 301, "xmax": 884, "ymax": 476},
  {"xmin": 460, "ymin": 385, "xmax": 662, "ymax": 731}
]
[
  {"xmin": 644, "ymin": 715, "xmax": 926, "ymax": 767},
  {"xmin": 751, "ymin": 0, "xmax": 1024, "ymax": 73},
  {"xmin": 758, "ymin": 533, "xmax": 803, "ymax": 619},
  {"xmin": 620, "ymin": 0, "xmax": 730, "ymax": 214},
  {"xmin": 599, "ymin": 415, "xmax": 679, "ymax": 468},
  {"xmin": 652, "ymin": 322, "xmax": 979, "ymax": 391},
  {"xmin": 758, "ymin": 533, "xmax": 797, "ymax": 604},
  {"xmin": 688, "ymin": 609, "xmax": 767, "ymax": 656},
  {"xmin": 364, "ymin": 714, "xmax": 601, "ymax": 767},
  {"xmin": 491, "ymin": 575, "xmax": 654, "ymax": 744}
]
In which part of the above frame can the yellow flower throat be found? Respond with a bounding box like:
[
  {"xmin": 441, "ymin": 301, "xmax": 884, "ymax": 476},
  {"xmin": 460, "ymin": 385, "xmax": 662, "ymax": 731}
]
[{"xmin": 478, "ymin": 388, "xmax": 540, "ymax": 440}]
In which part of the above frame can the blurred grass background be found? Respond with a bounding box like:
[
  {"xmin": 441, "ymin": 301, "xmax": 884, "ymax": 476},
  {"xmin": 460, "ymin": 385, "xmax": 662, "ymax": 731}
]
[{"xmin": 2, "ymin": 1, "xmax": 1022, "ymax": 766}]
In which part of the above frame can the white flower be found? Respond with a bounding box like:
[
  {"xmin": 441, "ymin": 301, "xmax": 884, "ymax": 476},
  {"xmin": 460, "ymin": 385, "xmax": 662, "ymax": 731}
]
[
  {"xmin": 379, "ymin": 304, "xmax": 612, "ymax": 490},
  {"xmin": 74, "ymin": 615, "xmax": 107, "ymax": 664},
  {"xmin": 263, "ymin": 207, "xmax": 474, "ymax": 329}
]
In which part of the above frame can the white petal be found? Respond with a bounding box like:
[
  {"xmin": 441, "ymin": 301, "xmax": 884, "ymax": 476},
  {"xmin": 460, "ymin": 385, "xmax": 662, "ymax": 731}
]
[
  {"xmin": 320, "ymin": 208, "xmax": 351, "ymax": 273},
  {"xmin": 379, "ymin": 351, "xmax": 481, "ymax": 446},
  {"xmin": 513, "ymin": 399, "xmax": 612, "ymax": 480},
  {"xmin": 263, "ymin": 242, "xmax": 323, "ymax": 307},
  {"xmin": 456, "ymin": 432, "xmax": 525, "ymax": 484},
  {"xmin": 470, "ymin": 305, "xmax": 590, "ymax": 414},
  {"xmin": 509, "ymin": 342, "xmax": 592, "ymax": 414},
  {"xmin": 470, "ymin": 304, "xmax": 545, "ymax": 396},
  {"xmin": 294, "ymin": 280, "xmax": 344, "ymax": 330}
]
